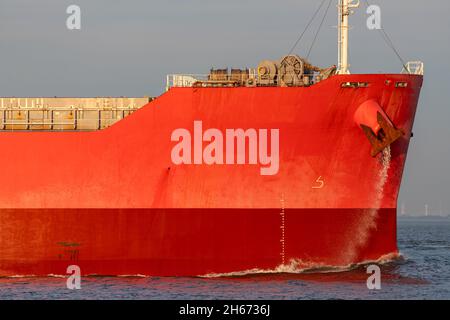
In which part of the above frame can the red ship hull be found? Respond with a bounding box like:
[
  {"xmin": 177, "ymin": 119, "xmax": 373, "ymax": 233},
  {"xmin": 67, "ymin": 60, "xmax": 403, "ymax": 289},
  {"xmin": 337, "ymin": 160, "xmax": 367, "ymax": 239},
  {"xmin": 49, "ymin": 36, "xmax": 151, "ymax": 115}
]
[{"xmin": 0, "ymin": 74, "xmax": 422, "ymax": 276}]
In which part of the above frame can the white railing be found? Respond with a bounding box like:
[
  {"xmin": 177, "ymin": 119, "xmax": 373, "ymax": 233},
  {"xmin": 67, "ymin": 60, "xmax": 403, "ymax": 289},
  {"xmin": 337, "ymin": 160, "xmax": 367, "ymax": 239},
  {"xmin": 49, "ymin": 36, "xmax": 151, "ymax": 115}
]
[
  {"xmin": 165, "ymin": 73, "xmax": 320, "ymax": 90},
  {"xmin": 0, "ymin": 107, "xmax": 140, "ymax": 131},
  {"xmin": 166, "ymin": 74, "xmax": 209, "ymax": 90},
  {"xmin": 402, "ymin": 61, "xmax": 424, "ymax": 75},
  {"xmin": 166, "ymin": 74, "xmax": 257, "ymax": 90}
]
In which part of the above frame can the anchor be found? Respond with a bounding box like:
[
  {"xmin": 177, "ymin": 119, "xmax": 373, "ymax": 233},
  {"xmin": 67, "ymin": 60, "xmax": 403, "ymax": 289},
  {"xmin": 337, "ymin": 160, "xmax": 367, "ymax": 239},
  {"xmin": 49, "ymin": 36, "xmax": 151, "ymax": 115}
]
[{"xmin": 354, "ymin": 100, "xmax": 404, "ymax": 157}]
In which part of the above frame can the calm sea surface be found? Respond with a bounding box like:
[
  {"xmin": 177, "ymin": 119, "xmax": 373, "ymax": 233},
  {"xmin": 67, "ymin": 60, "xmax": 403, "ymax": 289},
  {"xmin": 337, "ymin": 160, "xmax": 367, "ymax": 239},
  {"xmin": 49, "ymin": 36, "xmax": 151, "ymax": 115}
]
[{"xmin": 1, "ymin": 218, "xmax": 449, "ymax": 300}]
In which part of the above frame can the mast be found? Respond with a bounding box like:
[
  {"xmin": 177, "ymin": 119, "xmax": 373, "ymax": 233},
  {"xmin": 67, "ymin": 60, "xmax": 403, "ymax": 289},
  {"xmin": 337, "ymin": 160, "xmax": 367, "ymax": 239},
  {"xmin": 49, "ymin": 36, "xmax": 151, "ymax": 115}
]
[{"xmin": 337, "ymin": 0, "xmax": 360, "ymax": 74}]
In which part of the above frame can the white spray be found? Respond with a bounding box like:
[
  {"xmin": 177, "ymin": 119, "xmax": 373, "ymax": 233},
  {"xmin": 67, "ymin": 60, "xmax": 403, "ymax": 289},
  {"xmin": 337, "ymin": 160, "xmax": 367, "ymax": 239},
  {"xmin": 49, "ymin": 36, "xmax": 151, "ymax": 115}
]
[{"xmin": 341, "ymin": 146, "xmax": 392, "ymax": 263}]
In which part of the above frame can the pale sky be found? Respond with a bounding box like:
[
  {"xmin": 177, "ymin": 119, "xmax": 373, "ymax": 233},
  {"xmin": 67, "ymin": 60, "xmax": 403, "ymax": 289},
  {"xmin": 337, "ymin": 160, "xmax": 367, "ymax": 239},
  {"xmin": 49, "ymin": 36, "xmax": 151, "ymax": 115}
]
[{"xmin": 0, "ymin": 0, "xmax": 449, "ymax": 215}]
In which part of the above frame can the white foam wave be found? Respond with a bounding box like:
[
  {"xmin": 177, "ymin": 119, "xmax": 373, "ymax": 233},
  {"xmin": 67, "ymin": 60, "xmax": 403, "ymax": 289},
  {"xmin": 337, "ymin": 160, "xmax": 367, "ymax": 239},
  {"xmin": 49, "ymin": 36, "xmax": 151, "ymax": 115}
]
[{"xmin": 200, "ymin": 252, "xmax": 402, "ymax": 278}]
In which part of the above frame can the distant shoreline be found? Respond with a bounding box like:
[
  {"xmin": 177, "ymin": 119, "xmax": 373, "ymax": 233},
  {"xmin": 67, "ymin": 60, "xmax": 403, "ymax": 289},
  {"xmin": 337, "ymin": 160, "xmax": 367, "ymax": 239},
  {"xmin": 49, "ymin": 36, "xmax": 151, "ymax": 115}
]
[{"xmin": 398, "ymin": 215, "xmax": 449, "ymax": 219}]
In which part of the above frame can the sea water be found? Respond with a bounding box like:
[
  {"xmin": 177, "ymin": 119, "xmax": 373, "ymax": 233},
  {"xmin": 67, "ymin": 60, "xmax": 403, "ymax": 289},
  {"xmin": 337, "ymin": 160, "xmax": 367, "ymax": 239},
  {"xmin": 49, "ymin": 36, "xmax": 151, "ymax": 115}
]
[{"xmin": 0, "ymin": 217, "xmax": 449, "ymax": 300}]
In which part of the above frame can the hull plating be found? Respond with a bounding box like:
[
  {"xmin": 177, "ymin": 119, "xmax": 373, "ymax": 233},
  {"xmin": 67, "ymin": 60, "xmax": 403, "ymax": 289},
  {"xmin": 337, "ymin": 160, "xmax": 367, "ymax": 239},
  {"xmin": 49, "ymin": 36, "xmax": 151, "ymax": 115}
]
[{"xmin": 0, "ymin": 74, "xmax": 423, "ymax": 276}]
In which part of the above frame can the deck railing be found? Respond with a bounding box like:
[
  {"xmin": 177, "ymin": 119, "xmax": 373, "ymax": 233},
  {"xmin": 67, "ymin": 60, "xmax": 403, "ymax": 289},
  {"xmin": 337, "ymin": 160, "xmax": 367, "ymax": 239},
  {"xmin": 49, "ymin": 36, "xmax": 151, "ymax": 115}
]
[
  {"xmin": 402, "ymin": 61, "xmax": 424, "ymax": 75},
  {"xmin": 166, "ymin": 73, "xmax": 321, "ymax": 90},
  {"xmin": 0, "ymin": 107, "xmax": 140, "ymax": 131}
]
